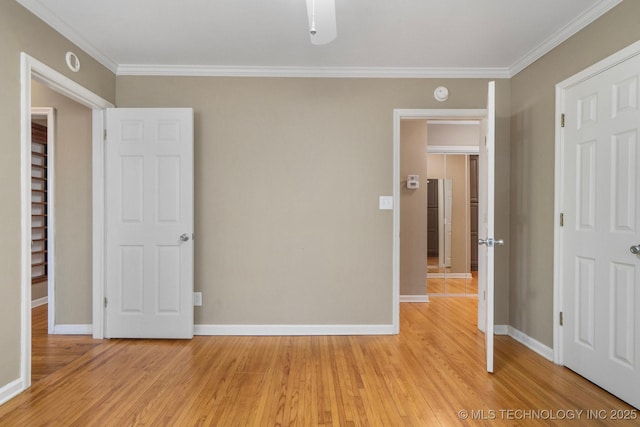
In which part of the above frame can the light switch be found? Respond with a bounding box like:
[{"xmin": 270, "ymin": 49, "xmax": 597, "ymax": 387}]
[{"xmin": 379, "ymin": 196, "xmax": 394, "ymax": 210}]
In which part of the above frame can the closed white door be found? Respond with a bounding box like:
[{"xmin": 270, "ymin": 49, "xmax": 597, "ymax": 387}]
[
  {"xmin": 562, "ymin": 53, "xmax": 640, "ymax": 408},
  {"xmin": 105, "ymin": 108, "xmax": 194, "ymax": 339},
  {"xmin": 478, "ymin": 81, "xmax": 498, "ymax": 373}
]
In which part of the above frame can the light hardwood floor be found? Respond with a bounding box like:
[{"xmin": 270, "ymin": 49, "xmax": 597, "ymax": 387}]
[
  {"xmin": 31, "ymin": 304, "xmax": 102, "ymax": 382},
  {"xmin": 0, "ymin": 299, "xmax": 635, "ymax": 426}
]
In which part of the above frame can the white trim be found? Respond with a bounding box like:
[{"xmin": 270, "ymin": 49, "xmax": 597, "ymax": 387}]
[
  {"xmin": 427, "ymin": 145, "xmax": 479, "ymax": 154},
  {"xmin": 19, "ymin": 52, "xmax": 33, "ymax": 396},
  {"xmin": 52, "ymin": 324, "xmax": 93, "ymax": 335},
  {"xmin": 15, "ymin": 0, "xmax": 118, "ymax": 73},
  {"xmin": 496, "ymin": 325, "xmax": 554, "ymax": 362},
  {"xmin": 427, "ymin": 120, "xmax": 480, "ymax": 125},
  {"xmin": 396, "ymin": 109, "xmax": 487, "ymax": 121},
  {"xmin": 91, "ymin": 109, "xmax": 106, "ymax": 339},
  {"xmin": 556, "ymin": 39, "xmax": 640, "ymax": 89},
  {"xmin": 393, "ymin": 109, "xmax": 487, "ymax": 336},
  {"xmin": 494, "ymin": 325, "xmax": 509, "ymax": 335},
  {"xmin": 509, "ymin": 0, "xmax": 623, "ymax": 77},
  {"xmin": 553, "ymin": 39, "xmax": 640, "ymax": 366},
  {"xmin": 117, "ymin": 64, "xmax": 511, "ymax": 79},
  {"xmin": 31, "ymin": 296, "xmax": 48, "ymax": 308},
  {"xmin": 426, "ymin": 273, "xmax": 472, "ymax": 279},
  {"xmin": 16, "ymin": 0, "xmax": 619, "ymax": 79},
  {"xmin": 20, "ymin": 52, "xmax": 113, "ymax": 400},
  {"xmin": 194, "ymin": 324, "xmax": 395, "ymax": 336},
  {"xmin": 31, "ymin": 107, "xmax": 55, "ymax": 334},
  {"xmin": 400, "ymin": 295, "xmax": 430, "ymax": 303},
  {"xmin": 553, "ymin": 83, "xmax": 565, "ymax": 365},
  {"xmin": 427, "ymin": 294, "xmax": 477, "ymax": 298},
  {"xmin": 0, "ymin": 378, "xmax": 24, "ymax": 406}
]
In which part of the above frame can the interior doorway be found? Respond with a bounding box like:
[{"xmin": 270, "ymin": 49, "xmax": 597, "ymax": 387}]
[
  {"xmin": 19, "ymin": 53, "xmax": 113, "ymax": 393},
  {"xmin": 29, "ymin": 108, "xmax": 54, "ymax": 318},
  {"xmin": 393, "ymin": 108, "xmax": 488, "ymax": 332},
  {"xmin": 426, "ymin": 147, "xmax": 480, "ymax": 296},
  {"xmin": 31, "ymin": 79, "xmax": 94, "ymax": 336}
]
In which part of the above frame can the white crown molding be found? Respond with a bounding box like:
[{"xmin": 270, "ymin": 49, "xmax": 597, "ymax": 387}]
[
  {"xmin": 508, "ymin": 0, "xmax": 623, "ymax": 77},
  {"xmin": 18, "ymin": 0, "xmax": 622, "ymax": 80},
  {"xmin": 16, "ymin": 0, "xmax": 118, "ymax": 73},
  {"xmin": 117, "ymin": 64, "xmax": 511, "ymax": 79}
]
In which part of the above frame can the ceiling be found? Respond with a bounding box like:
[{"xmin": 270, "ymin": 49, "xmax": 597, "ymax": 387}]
[{"xmin": 17, "ymin": 0, "xmax": 621, "ymax": 77}]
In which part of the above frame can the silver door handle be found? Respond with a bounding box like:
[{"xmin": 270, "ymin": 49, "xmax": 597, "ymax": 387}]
[
  {"xmin": 631, "ymin": 244, "xmax": 640, "ymax": 254},
  {"xmin": 479, "ymin": 237, "xmax": 504, "ymax": 248},
  {"xmin": 180, "ymin": 233, "xmax": 190, "ymax": 242}
]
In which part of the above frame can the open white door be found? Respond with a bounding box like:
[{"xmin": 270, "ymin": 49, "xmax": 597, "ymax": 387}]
[
  {"xmin": 478, "ymin": 81, "xmax": 500, "ymax": 373},
  {"xmin": 105, "ymin": 108, "xmax": 194, "ymax": 339}
]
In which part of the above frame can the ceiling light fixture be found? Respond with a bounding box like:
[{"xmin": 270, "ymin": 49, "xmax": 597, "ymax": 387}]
[{"xmin": 306, "ymin": 0, "xmax": 337, "ymax": 45}]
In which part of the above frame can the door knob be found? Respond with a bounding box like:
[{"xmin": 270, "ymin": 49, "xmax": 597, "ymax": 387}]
[
  {"xmin": 631, "ymin": 244, "xmax": 640, "ymax": 255},
  {"xmin": 179, "ymin": 233, "xmax": 191, "ymax": 242},
  {"xmin": 479, "ymin": 237, "xmax": 504, "ymax": 248}
]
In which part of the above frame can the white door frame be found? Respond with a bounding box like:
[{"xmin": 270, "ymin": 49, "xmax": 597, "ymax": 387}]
[
  {"xmin": 553, "ymin": 39, "xmax": 640, "ymax": 364},
  {"xmin": 393, "ymin": 109, "xmax": 486, "ymax": 332},
  {"xmin": 19, "ymin": 53, "xmax": 113, "ymax": 393},
  {"xmin": 30, "ymin": 107, "xmax": 56, "ymax": 333}
]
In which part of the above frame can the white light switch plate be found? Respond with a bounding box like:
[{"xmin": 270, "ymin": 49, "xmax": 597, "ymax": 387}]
[
  {"xmin": 193, "ymin": 292, "xmax": 202, "ymax": 306},
  {"xmin": 379, "ymin": 196, "xmax": 393, "ymax": 210}
]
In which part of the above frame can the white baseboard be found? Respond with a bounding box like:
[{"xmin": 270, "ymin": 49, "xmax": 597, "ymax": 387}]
[
  {"xmin": 495, "ymin": 324, "xmax": 553, "ymax": 361},
  {"xmin": 0, "ymin": 378, "xmax": 24, "ymax": 406},
  {"xmin": 52, "ymin": 324, "xmax": 93, "ymax": 335},
  {"xmin": 194, "ymin": 324, "xmax": 395, "ymax": 336},
  {"xmin": 427, "ymin": 273, "xmax": 472, "ymax": 279},
  {"xmin": 31, "ymin": 296, "xmax": 48, "ymax": 308},
  {"xmin": 400, "ymin": 295, "xmax": 430, "ymax": 303},
  {"xmin": 494, "ymin": 325, "xmax": 509, "ymax": 335}
]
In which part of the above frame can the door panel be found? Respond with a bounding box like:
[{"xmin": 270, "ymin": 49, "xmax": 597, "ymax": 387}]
[
  {"xmin": 478, "ymin": 81, "xmax": 496, "ymax": 373},
  {"xmin": 562, "ymin": 53, "xmax": 640, "ymax": 409},
  {"xmin": 106, "ymin": 108, "xmax": 194, "ymax": 339}
]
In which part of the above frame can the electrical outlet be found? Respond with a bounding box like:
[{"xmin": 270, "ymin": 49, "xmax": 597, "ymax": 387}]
[{"xmin": 193, "ymin": 292, "xmax": 202, "ymax": 306}]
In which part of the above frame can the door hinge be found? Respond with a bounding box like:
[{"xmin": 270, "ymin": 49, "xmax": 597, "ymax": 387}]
[
  {"xmin": 560, "ymin": 113, "xmax": 565, "ymax": 128},
  {"xmin": 104, "ymin": 129, "xmax": 107, "ymax": 141},
  {"xmin": 559, "ymin": 312, "xmax": 563, "ymax": 326},
  {"xmin": 560, "ymin": 213, "xmax": 564, "ymax": 227},
  {"xmin": 104, "ymin": 297, "xmax": 108, "ymax": 308}
]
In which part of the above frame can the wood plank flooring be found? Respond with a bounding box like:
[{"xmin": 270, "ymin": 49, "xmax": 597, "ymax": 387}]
[
  {"xmin": 1, "ymin": 299, "xmax": 636, "ymax": 426},
  {"xmin": 31, "ymin": 304, "xmax": 103, "ymax": 382}
]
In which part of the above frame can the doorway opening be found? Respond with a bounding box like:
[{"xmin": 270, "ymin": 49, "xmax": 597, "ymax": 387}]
[
  {"xmin": 30, "ymin": 107, "xmax": 54, "ymax": 322},
  {"xmin": 424, "ymin": 120, "xmax": 480, "ymax": 296},
  {"xmin": 393, "ymin": 108, "xmax": 487, "ymax": 333},
  {"xmin": 19, "ymin": 53, "xmax": 112, "ymax": 394}
]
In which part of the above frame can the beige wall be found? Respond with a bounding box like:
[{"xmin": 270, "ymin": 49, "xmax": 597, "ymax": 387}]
[
  {"xmin": 510, "ymin": 0, "xmax": 640, "ymax": 346},
  {"xmin": 0, "ymin": 1, "xmax": 114, "ymax": 389},
  {"xmin": 31, "ymin": 80, "xmax": 93, "ymax": 324},
  {"xmin": 427, "ymin": 123, "xmax": 480, "ymax": 147},
  {"xmin": 400, "ymin": 120, "xmax": 428, "ymax": 296},
  {"xmin": 116, "ymin": 77, "xmax": 511, "ymax": 325}
]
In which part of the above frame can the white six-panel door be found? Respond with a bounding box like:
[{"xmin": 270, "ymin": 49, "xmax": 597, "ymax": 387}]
[
  {"xmin": 478, "ymin": 81, "xmax": 498, "ymax": 373},
  {"xmin": 562, "ymin": 53, "xmax": 640, "ymax": 408},
  {"xmin": 105, "ymin": 108, "xmax": 194, "ymax": 339}
]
